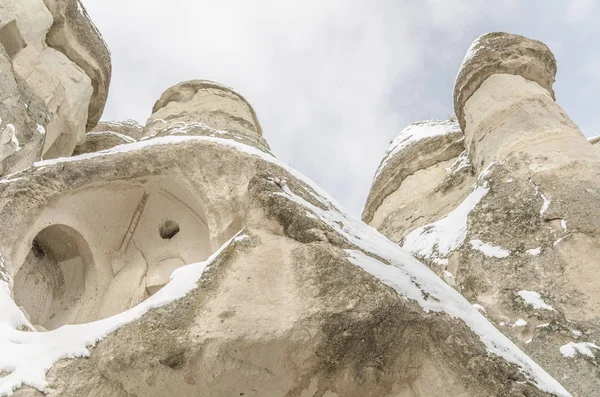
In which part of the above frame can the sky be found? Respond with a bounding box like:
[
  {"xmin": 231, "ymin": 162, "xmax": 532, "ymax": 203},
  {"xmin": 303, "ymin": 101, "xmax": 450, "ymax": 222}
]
[{"xmin": 84, "ymin": 0, "xmax": 600, "ymax": 217}]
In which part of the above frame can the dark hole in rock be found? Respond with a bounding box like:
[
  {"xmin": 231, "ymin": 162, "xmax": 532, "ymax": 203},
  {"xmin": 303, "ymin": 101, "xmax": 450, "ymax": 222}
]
[
  {"xmin": 0, "ymin": 21, "xmax": 26, "ymax": 60},
  {"xmin": 159, "ymin": 219, "xmax": 180, "ymax": 239},
  {"xmin": 32, "ymin": 239, "xmax": 45, "ymax": 259}
]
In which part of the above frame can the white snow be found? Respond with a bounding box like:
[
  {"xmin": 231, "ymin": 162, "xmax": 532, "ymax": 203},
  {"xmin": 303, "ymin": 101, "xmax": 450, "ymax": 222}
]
[
  {"xmin": 373, "ymin": 120, "xmax": 460, "ymax": 180},
  {"xmin": 0, "ymin": 133, "xmax": 570, "ymax": 397},
  {"xmin": 539, "ymin": 193, "xmax": 550, "ymax": 215},
  {"xmin": 553, "ymin": 235, "xmax": 570, "ymax": 247},
  {"xmin": 0, "ymin": 233, "xmax": 242, "ymax": 396},
  {"xmin": 561, "ymin": 219, "xmax": 567, "ymax": 231},
  {"xmin": 531, "ymin": 181, "xmax": 550, "ymax": 216},
  {"xmin": 472, "ymin": 303, "xmax": 486, "ymax": 313},
  {"xmin": 35, "ymin": 125, "xmax": 45, "ymax": 136},
  {"xmin": 517, "ymin": 290, "xmax": 555, "ymax": 311},
  {"xmin": 445, "ymin": 150, "xmax": 471, "ymax": 174},
  {"xmin": 571, "ymin": 330, "xmax": 582, "ymax": 337},
  {"xmin": 514, "ymin": 319, "xmax": 528, "ymax": 327},
  {"xmin": 560, "ymin": 342, "xmax": 600, "ymax": 358},
  {"xmin": 402, "ymin": 182, "xmax": 489, "ymax": 260},
  {"xmin": 469, "ymin": 239, "xmax": 511, "ymax": 258},
  {"xmin": 1, "ymin": 124, "xmax": 20, "ymax": 152},
  {"xmin": 536, "ymin": 323, "xmax": 551, "ymax": 328},
  {"xmin": 526, "ymin": 247, "xmax": 542, "ymax": 256}
]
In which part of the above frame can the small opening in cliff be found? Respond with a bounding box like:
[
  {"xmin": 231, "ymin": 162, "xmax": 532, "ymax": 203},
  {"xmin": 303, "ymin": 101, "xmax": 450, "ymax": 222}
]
[
  {"xmin": 159, "ymin": 219, "xmax": 180, "ymax": 239},
  {"xmin": 13, "ymin": 225, "xmax": 93, "ymax": 331}
]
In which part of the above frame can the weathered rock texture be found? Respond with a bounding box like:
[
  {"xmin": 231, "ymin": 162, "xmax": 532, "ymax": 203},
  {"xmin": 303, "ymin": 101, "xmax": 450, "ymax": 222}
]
[
  {"xmin": 365, "ymin": 32, "xmax": 600, "ymax": 397},
  {"xmin": 73, "ymin": 120, "xmax": 141, "ymax": 155},
  {"xmin": 0, "ymin": 47, "xmax": 47, "ymax": 176},
  {"xmin": 0, "ymin": 37, "xmax": 570, "ymax": 395},
  {"xmin": 0, "ymin": 0, "xmax": 111, "ymax": 163},
  {"xmin": 42, "ymin": 0, "xmax": 112, "ymax": 130}
]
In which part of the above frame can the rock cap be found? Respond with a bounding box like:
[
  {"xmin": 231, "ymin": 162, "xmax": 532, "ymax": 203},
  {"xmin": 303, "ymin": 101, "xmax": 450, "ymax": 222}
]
[{"xmin": 453, "ymin": 32, "xmax": 556, "ymax": 130}]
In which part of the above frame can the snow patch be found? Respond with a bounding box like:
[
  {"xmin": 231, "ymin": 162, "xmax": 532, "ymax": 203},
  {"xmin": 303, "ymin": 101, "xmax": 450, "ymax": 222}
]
[
  {"xmin": 560, "ymin": 342, "xmax": 600, "ymax": 358},
  {"xmin": 526, "ymin": 247, "xmax": 541, "ymax": 256},
  {"xmin": 402, "ymin": 184, "xmax": 488, "ymax": 260},
  {"xmin": 35, "ymin": 125, "xmax": 45, "ymax": 136},
  {"xmin": 469, "ymin": 239, "xmax": 511, "ymax": 258},
  {"xmin": 472, "ymin": 304, "xmax": 486, "ymax": 313},
  {"xmin": 514, "ymin": 319, "xmax": 528, "ymax": 327},
  {"xmin": 517, "ymin": 290, "xmax": 555, "ymax": 311}
]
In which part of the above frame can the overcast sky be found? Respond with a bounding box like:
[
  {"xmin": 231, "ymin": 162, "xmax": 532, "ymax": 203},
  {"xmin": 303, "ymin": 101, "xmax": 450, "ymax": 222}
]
[{"xmin": 85, "ymin": 0, "xmax": 600, "ymax": 217}]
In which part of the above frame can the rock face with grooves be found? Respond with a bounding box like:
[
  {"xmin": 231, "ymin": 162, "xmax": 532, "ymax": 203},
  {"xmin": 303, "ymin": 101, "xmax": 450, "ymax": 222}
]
[
  {"xmin": 365, "ymin": 32, "xmax": 600, "ymax": 397},
  {"xmin": 143, "ymin": 80, "xmax": 270, "ymax": 153},
  {"xmin": 73, "ymin": 120, "xmax": 142, "ymax": 155},
  {"xmin": 0, "ymin": 0, "xmax": 110, "ymax": 162}
]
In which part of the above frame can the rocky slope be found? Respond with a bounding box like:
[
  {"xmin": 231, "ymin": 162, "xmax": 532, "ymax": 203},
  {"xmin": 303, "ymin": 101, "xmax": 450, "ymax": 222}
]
[{"xmin": 365, "ymin": 32, "xmax": 600, "ymax": 397}]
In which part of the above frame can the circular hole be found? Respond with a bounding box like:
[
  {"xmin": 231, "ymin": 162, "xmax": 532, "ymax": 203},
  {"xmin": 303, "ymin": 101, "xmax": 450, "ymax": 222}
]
[{"xmin": 159, "ymin": 219, "xmax": 180, "ymax": 240}]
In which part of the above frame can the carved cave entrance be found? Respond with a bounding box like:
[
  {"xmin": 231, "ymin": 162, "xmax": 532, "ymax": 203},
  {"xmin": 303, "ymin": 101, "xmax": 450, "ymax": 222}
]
[{"xmin": 13, "ymin": 178, "xmax": 213, "ymax": 330}]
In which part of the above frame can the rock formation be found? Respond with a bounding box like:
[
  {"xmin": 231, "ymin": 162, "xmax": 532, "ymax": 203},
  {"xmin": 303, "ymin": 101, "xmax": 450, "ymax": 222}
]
[
  {"xmin": 365, "ymin": 32, "xmax": 600, "ymax": 397},
  {"xmin": 0, "ymin": 6, "xmax": 577, "ymax": 395},
  {"xmin": 0, "ymin": 0, "xmax": 110, "ymax": 166}
]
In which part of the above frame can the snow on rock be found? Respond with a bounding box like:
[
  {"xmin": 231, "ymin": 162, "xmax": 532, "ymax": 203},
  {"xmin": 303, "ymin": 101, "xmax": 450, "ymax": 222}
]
[
  {"xmin": 560, "ymin": 342, "xmax": 600, "ymax": 359},
  {"xmin": 401, "ymin": 162, "xmax": 496, "ymax": 261},
  {"xmin": 518, "ymin": 290, "xmax": 555, "ymax": 311},
  {"xmin": 373, "ymin": 120, "xmax": 461, "ymax": 180},
  {"xmin": 0, "ymin": 233, "xmax": 243, "ymax": 396},
  {"xmin": 514, "ymin": 319, "xmax": 528, "ymax": 327},
  {"xmin": 473, "ymin": 303, "xmax": 486, "ymax": 313},
  {"xmin": 274, "ymin": 175, "xmax": 569, "ymax": 397},
  {"xmin": 469, "ymin": 239, "xmax": 511, "ymax": 258},
  {"xmin": 526, "ymin": 247, "xmax": 542, "ymax": 256},
  {"xmin": 0, "ymin": 136, "xmax": 570, "ymax": 397}
]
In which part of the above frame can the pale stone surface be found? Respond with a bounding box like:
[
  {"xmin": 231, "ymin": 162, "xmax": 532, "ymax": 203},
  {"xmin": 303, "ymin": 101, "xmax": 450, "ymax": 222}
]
[
  {"xmin": 0, "ymin": 0, "xmax": 110, "ymax": 160},
  {"xmin": 42, "ymin": 0, "xmax": 112, "ymax": 130},
  {"xmin": 143, "ymin": 80, "xmax": 270, "ymax": 152},
  {"xmin": 73, "ymin": 120, "xmax": 142, "ymax": 155},
  {"xmin": 0, "ymin": 73, "xmax": 565, "ymax": 395},
  {"xmin": 362, "ymin": 120, "xmax": 466, "ymax": 226},
  {"xmin": 0, "ymin": 8, "xmax": 578, "ymax": 395},
  {"xmin": 366, "ymin": 32, "xmax": 600, "ymax": 397},
  {"xmin": 0, "ymin": 47, "xmax": 47, "ymax": 176}
]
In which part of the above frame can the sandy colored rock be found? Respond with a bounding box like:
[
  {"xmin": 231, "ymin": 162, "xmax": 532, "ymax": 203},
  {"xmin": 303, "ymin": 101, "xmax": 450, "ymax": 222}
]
[
  {"xmin": 143, "ymin": 80, "xmax": 270, "ymax": 152},
  {"xmin": 73, "ymin": 120, "xmax": 142, "ymax": 155},
  {"xmin": 0, "ymin": 47, "xmax": 47, "ymax": 176},
  {"xmin": 42, "ymin": 0, "xmax": 111, "ymax": 130},
  {"xmin": 366, "ymin": 32, "xmax": 600, "ymax": 397},
  {"xmin": 0, "ymin": 78, "xmax": 569, "ymax": 396},
  {"xmin": 454, "ymin": 32, "xmax": 556, "ymax": 131},
  {"xmin": 0, "ymin": 0, "xmax": 109, "ymax": 159},
  {"xmin": 363, "ymin": 120, "xmax": 472, "ymax": 240}
]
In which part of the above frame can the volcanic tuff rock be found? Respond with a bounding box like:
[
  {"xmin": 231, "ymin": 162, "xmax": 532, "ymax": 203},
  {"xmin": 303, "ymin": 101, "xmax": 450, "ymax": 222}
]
[
  {"xmin": 365, "ymin": 32, "xmax": 600, "ymax": 397},
  {"xmin": 0, "ymin": 7, "xmax": 574, "ymax": 393},
  {"xmin": 0, "ymin": 0, "xmax": 110, "ymax": 162}
]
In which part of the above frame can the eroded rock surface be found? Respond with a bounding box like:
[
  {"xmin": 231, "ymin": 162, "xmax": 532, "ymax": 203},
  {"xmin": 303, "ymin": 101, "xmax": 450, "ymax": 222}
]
[
  {"xmin": 0, "ymin": 0, "xmax": 110, "ymax": 162},
  {"xmin": 0, "ymin": 76, "xmax": 569, "ymax": 397},
  {"xmin": 73, "ymin": 120, "xmax": 141, "ymax": 155},
  {"xmin": 365, "ymin": 32, "xmax": 600, "ymax": 397}
]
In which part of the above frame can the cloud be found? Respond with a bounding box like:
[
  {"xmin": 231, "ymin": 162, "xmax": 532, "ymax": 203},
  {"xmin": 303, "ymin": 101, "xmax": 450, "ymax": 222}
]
[{"xmin": 84, "ymin": 0, "xmax": 600, "ymax": 217}]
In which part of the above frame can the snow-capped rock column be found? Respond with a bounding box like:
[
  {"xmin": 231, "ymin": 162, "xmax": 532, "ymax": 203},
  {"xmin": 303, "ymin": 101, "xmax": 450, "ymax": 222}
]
[{"xmin": 454, "ymin": 32, "xmax": 598, "ymax": 171}]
